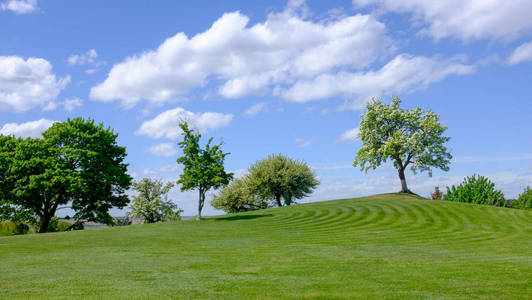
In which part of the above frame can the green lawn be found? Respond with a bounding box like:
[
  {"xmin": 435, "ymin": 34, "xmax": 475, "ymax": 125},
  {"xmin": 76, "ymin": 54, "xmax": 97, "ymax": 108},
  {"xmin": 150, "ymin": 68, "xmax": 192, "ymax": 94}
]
[{"xmin": 1, "ymin": 193, "xmax": 531, "ymax": 299}]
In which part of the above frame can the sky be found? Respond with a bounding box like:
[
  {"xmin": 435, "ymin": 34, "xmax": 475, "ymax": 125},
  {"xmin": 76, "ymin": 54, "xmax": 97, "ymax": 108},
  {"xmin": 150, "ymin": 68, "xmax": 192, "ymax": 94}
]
[{"xmin": 1, "ymin": 0, "xmax": 532, "ymax": 216}]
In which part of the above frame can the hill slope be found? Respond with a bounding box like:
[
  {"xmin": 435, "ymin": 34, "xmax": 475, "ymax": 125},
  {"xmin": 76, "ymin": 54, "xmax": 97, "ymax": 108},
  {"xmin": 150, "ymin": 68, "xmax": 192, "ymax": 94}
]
[{"xmin": 1, "ymin": 194, "xmax": 531, "ymax": 299}]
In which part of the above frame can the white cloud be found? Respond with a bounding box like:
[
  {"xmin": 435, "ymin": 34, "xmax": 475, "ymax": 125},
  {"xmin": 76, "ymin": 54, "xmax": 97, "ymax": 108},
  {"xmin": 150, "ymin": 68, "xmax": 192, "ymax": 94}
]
[
  {"xmin": 63, "ymin": 97, "xmax": 83, "ymax": 112},
  {"xmin": 143, "ymin": 164, "xmax": 180, "ymax": 175},
  {"xmin": 507, "ymin": 41, "xmax": 532, "ymax": 65},
  {"xmin": 243, "ymin": 102, "xmax": 268, "ymax": 117},
  {"xmin": 0, "ymin": 118, "xmax": 56, "ymax": 138},
  {"xmin": 1, "ymin": 0, "xmax": 37, "ymax": 14},
  {"xmin": 337, "ymin": 127, "xmax": 360, "ymax": 143},
  {"xmin": 295, "ymin": 138, "xmax": 312, "ymax": 148},
  {"xmin": 67, "ymin": 49, "xmax": 98, "ymax": 66},
  {"xmin": 136, "ymin": 107, "xmax": 233, "ymax": 140},
  {"xmin": 147, "ymin": 142, "xmax": 178, "ymax": 157},
  {"xmin": 90, "ymin": 2, "xmax": 392, "ymax": 107},
  {"xmin": 282, "ymin": 54, "xmax": 474, "ymax": 109},
  {"xmin": 355, "ymin": 0, "xmax": 532, "ymax": 41},
  {"xmin": 0, "ymin": 56, "xmax": 70, "ymax": 112}
]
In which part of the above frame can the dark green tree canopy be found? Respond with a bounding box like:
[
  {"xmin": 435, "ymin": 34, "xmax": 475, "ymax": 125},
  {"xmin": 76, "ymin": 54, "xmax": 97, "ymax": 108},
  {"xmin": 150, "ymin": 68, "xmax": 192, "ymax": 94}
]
[
  {"xmin": 0, "ymin": 118, "xmax": 132, "ymax": 232},
  {"xmin": 176, "ymin": 122, "xmax": 233, "ymax": 220},
  {"xmin": 247, "ymin": 154, "xmax": 319, "ymax": 207},
  {"xmin": 353, "ymin": 97, "xmax": 452, "ymax": 193}
]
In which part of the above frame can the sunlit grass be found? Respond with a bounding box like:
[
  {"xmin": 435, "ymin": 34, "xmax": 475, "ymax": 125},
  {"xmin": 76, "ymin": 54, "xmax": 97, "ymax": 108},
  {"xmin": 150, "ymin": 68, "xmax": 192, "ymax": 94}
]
[{"xmin": 1, "ymin": 193, "xmax": 530, "ymax": 299}]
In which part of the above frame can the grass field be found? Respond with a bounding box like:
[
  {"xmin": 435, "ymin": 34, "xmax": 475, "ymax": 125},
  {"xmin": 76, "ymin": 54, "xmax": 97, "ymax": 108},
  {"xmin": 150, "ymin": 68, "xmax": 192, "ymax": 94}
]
[{"xmin": 1, "ymin": 193, "xmax": 531, "ymax": 299}]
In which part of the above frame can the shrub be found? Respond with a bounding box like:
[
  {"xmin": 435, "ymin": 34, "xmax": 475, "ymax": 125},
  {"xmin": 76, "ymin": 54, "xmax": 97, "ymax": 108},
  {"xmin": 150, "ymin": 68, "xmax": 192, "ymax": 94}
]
[
  {"xmin": 70, "ymin": 221, "xmax": 84, "ymax": 230},
  {"xmin": 114, "ymin": 217, "xmax": 132, "ymax": 226},
  {"xmin": 513, "ymin": 187, "xmax": 532, "ymax": 210},
  {"xmin": 58, "ymin": 221, "xmax": 72, "ymax": 231},
  {"xmin": 13, "ymin": 222, "xmax": 29, "ymax": 235},
  {"xmin": 444, "ymin": 175, "xmax": 506, "ymax": 207},
  {"xmin": 431, "ymin": 187, "xmax": 442, "ymax": 200},
  {"xmin": 0, "ymin": 221, "xmax": 16, "ymax": 235}
]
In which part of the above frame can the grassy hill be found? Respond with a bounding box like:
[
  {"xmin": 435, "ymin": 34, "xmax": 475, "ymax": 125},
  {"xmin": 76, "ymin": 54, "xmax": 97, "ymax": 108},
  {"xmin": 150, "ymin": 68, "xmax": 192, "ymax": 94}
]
[{"xmin": 1, "ymin": 193, "xmax": 530, "ymax": 299}]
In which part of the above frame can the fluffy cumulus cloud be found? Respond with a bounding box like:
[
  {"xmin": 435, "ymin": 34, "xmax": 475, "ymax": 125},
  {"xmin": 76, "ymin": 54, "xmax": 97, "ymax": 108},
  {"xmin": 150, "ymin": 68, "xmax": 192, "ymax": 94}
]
[
  {"xmin": 0, "ymin": 56, "xmax": 70, "ymax": 112},
  {"xmin": 283, "ymin": 54, "xmax": 474, "ymax": 109},
  {"xmin": 355, "ymin": 0, "xmax": 532, "ymax": 41},
  {"xmin": 1, "ymin": 0, "xmax": 37, "ymax": 14},
  {"xmin": 147, "ymin": 142, "xmax": 178, "ymax": 157},
  {"xmin": 136, "ymin": 107, "xmax": 233, "ymax": 140},
  {"xmin": 507, "ymin": 41, "xmax": 532, "ymax": 65},
  {"xmin": 90, "ymin": 1, "xmax": 393, "ymax": 107},
  {"xmin": 0, "ymin": 118, "xmax": 56, "ymax": 138},
  {"xmin": 337, "ymin": 127, "xmax": 360, "ymax": 143}
]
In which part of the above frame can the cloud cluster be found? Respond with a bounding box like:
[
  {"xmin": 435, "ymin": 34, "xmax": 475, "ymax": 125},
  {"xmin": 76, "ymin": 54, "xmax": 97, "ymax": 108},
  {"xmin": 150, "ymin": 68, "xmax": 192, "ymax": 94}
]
[
  {"xmin": 0, "ymin": 56, "xmax": 70, "ymax": 112},
  {"xmin": 136, "ymin": 107, "xmax": 233, "ymax": 140},
  {"xmin": 90, "ymin": 2, "xmax": 393, "ymax": 108},
  {"xmin": 1, "ymin": 0, "xmax": 36, "ymax": 14},
  {"xmin": 243, "ymin": 102, "xmax": 268, "ymax": 117},
  {"xmin": 147, "ymin": 142, "xmax": 178, "ymax": 157},
  {"xmin": 67, "ymin": 49, "xmax": 98, "ymax": 66},
  {"xmin": 0, "ymin": 118, "xmax": 56, "ymax": 138},
  {"xmin": 356, "ymin": 0, "xmax": 532, "ymax": 41},
  {"xmin": 337, "ymin": 127, "xmax": 360, "ymax": 143},
  {"xmin": 283, "ymin": 54, "xmax": 474, "ymax": 108},
  {"xmin": 507, "ymin": 41, "xmax": 532, "ymax": 65}
]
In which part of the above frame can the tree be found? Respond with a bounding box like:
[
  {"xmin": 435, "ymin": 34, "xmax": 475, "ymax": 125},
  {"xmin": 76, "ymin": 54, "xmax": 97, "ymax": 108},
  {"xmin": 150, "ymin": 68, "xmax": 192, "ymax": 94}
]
[
  {"xmin": 128, "ymin": 178, "xmax": 182, "ymax": 223},
  {"xmin": 353, "ymin": 97, "xmax": 451, "ymax": 193},
  {"xmin": 176, "ymin": 122, "xmax": 233, "ymax": 220},
  {"xmin": 443, "ymin": 175, "xmax": 506, "ymax": 207},
  {"xmin": 211, "ymin": 178, "xmax": 269, "ymax": 213},
  {"xmin": 247, "ymin": 154, "xmax": 319, "ymax": 207},
  {"xmin": 0, "ymin": 118, "xmax": 132, "ymax": 233}
]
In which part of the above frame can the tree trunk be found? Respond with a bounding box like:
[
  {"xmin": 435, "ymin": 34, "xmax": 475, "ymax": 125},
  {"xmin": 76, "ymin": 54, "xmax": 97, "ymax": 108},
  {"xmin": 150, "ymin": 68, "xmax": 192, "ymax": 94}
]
[
  {"xmin": 398, "ymin": 167, "xmax": 410, "ymax": 193},
  {"xmin": 275, "ymin": 194, "xmax": 282, "ymax": 207},
  {"xmin": 197, "ymin": 189, "xmax": 204, "ymax": 220},
  {"xmin": 39, "ymin": 215, "xmax": 51, "ymax": 233}
]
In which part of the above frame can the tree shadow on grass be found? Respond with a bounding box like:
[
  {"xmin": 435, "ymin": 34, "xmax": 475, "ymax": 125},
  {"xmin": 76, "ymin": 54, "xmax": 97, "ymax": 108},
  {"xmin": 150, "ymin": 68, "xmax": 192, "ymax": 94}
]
[{"xmin": 214, "ymin": 214, "xmax": 273, "ymax": 221}]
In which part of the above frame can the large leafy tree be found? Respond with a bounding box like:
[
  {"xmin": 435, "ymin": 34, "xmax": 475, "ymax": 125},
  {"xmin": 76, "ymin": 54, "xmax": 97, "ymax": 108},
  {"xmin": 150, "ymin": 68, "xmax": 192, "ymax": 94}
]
[
  {"xmin": 176, "ymin": 122, "xmax": 233, "ymax": 220},
  {"xmin": 0, "ymin": 118, "xmax": 132, "ymax": 232},
  {"xmin": 128, "ymin": 178, "xmax": 182, "ymax": 223},
  {"xmin": 247, "ymin": 154, "xmax": 319, "ymax": 207},
  {"xmin": 353, "ymin": 97, "xmax": 452, "ymax": 193}
]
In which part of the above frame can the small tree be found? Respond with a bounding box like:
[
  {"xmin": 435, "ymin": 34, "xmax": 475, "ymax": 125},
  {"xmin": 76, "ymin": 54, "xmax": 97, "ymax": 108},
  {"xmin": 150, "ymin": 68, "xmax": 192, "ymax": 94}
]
[
  {"xmin": 176, "ymin": 122, "xmax": 233, "ymax": 220},
  {"xmin": 444, "ymin": 175, "xmax": 506, "ymax": 207},
  {"xmin": 128, "ymin": 178, "xmax": 182, "ymax": 223},
  {"xmin": 353, "ymin": 97, "xmax": 452, "ymax": 193},
  {"xmin": 511, "ymin": 186, "xmax": 531, "ymax": 210},
  {"xmin": 0, "ymin": 118, "xmax": 132, "ymax": 233},
  {"xmin": 247, "ymin": 154, "xmax": 319, "ymax": 207},
  {"xmin": 211, "ymin": 178, "xmax": 269, "ymax": 213}
]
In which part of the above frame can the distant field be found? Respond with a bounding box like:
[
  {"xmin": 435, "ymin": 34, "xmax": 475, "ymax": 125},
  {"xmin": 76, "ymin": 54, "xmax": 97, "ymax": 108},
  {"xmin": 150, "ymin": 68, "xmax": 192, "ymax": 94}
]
[{"xmin": 1, "ymin": 194, "xmax": 530, "ymax": 299}]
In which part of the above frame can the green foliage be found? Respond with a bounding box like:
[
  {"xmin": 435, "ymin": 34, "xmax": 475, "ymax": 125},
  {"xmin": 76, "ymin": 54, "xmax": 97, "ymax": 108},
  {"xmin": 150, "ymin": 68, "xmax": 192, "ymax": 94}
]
[
  {"xmin": 0, "ymin": 118, "xmax": 132, "ymax": 233},
  {"xmin": 353, "ymin": 97, "xmax": 451, "ymax": 193},
  {"xmin": 444, "ymin": 175, "xmax": 506, "ymax": 207},
  {"xmin": 57, "ymin": 221, "xmax": 71, "ymax": 232},
  {"xmin": 247, "ymin": 154, "xmax": 319, "ymax": 207},
  {"xmin": 513, "ymin": 186, "xmax": 532, "ymax": 209},
  {"xmin": 70, "ymin": 221, "xmax": 84, "ymax": 231},
  {"xmin": 211, "ymin": 178, "xmax": 269, "ymax": 213},
  {"xmin": 114, "ymin": 217, "xmax": 132, "ymax": 226},
  {"xmin": 13, "ymin": 222, "xmax": 29, "ymax": 235},
  {"xmin": 128, "ymin": 178, "xmax": 182, "ymax": 223},
  {"xmin": 176, "ymin": 122, "xmax": 233, "ymax": 219},
  {"xmin": 42, "ymin": 217, "xmax": 60, "ymax": 232}
]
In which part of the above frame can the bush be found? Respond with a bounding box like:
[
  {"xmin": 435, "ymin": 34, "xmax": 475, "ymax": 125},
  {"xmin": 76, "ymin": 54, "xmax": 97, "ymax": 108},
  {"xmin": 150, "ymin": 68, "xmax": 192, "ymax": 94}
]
[
  {"xmin": 444, "ymin": 175, "xmax": 506, "ymax": 207},
  {"xmin": 70, "ymin": 221, "xmax": 84, "ymax": 230},
  {"xmin": 114, "ymin": 217, "xmax": 132, "ymax": 226},
  {"xmin": 431, "ymin": 187, "xmax": 442, "ymax": 200},
  {"xmin": 13, "ymin": 222, "xmax": 29, "ymax": 235},
  {"xmin": 58, "ymin": 221, "xmax": 72, "ymax": 231},
  {"xmin": 513, "ymin": 187, "xmax": 532, "ymax": 210}
]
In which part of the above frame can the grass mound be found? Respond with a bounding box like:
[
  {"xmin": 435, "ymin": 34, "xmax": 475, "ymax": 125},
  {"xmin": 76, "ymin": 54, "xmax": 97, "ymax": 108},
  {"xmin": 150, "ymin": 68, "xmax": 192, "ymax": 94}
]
[{"xmin": 1, "ymin": 193, "xmax": 530, "ymax": 299}]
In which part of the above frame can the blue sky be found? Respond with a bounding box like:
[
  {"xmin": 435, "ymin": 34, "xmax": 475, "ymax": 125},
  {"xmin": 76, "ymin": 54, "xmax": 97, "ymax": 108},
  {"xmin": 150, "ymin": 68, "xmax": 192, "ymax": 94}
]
[{"xmin": 1, "ymin": 0, "xmax": 532, "ymax": 216}]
